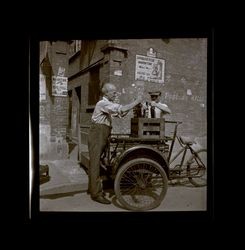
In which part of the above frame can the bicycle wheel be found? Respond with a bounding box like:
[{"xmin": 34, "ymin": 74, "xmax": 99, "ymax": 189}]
[
  {"xmin": 187, "ymin": 149, "xmax": 207, "ymax": 187},
  {"xmin": 114, "ymin": 158, "xmax": 168, "ymax": 211}
]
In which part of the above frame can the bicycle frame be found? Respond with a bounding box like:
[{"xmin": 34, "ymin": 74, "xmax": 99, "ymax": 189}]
[
  {"xmin": 166, "ymin": 121, "xmax": 206, "ymax": 181},
  {"xmin": 166, "ymin": 121, "xmax": 191, "ymax": 176},
  {"xmin": 169, "ymin": 137, "xmax": 188, "ymax": 166},
  {"xmin": 169, "ymin": 136, "xmax": 197, "ymax": 168},
  {"xmin": 167, "ymin": 135, "xmax": 194, "ymax": 180},
  {"xmin": 165, "ymin": 120, "xmax": 182, "ymax": 163}
]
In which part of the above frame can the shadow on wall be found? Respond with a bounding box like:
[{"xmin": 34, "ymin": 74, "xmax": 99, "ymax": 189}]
[{"xmin": 41, "ymin": 53, "xmax": 55, "ymax": 105}]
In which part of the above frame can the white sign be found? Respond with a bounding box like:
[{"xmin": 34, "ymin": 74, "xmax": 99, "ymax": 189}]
[
  {"xmin": 52, "ymin": 76, "xmax": 68, "ymax": 96},
  {"xmin": 40, "ymin": 74, "xmax": 46, "ymax": 101},
  {"xmin": 135, "ymin": 55, "xmax": 165, "ymax": 84},
  {"xmin": 147, "ymin": 48, "xmax": 156, "ymax": 57},
  {"xmin": 57, "ymin": 66, "xmax": 66, "ymax": 77},
  {"xmin": 114, "ymin": 69, "xmax": 122, "ymax": 76}
]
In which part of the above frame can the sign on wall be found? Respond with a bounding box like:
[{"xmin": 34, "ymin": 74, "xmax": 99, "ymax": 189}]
[
  {"xmin": 40, "ymin": 74, "xmax": 46, "ymax": 101},
  {"xmin": 57, "ymin": 66, "xmax": 66, "ymax": 77},
  {"xmin": 52, "ymin": 76, "xmax": 68, "ymax": 96},
  {"xmin": 135, "ymin": 55, "xmax": 165, "ymax": 84}
]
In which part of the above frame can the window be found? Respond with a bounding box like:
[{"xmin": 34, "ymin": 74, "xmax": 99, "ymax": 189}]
[
  {"xmin": 75, "ymin": 40, "xmax": 81, "ymax": 52},
  {"xmin": 69, "ymin": 40, "xmax": 82, "ymax": 55}
]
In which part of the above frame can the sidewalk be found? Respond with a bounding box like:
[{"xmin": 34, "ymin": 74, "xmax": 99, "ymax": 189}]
[{"xmin": 40, "ymin": 153, "xmax": 89, "ymax": 196}]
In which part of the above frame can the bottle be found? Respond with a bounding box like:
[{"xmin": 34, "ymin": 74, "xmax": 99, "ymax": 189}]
[
  {"xmin": 141, "ymin": 103, "xmax": 145, "ymax": 118},
  {"xmin": 133, "ymin": 106, "xmax": 137, "ymax": 118},
  {"xmin": 133, "ymin": 103, "xmax": 141, "ymax": 118},
  {"xmin": 138, "ymin": 103, "xmax": 142, "ymax": 118},
  {"xmin": 145, "ymin": 102, "xmax": 149, "ymax": 118}
]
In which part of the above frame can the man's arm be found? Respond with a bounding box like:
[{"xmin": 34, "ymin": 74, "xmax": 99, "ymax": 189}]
[
  {"xmin": 120, "ymin": 111, "xmax": 129, "ymax": 117},
  {"xmin": 151, "ymin": 101, "xmax": 171, "ymax": 114},
  {"xmin": 120, "ymin": 97, "xmax": 142, "ymax": 113},
  {"xmin": 112, "ymin": 110, "xmax": 129, "ymax": 118}
]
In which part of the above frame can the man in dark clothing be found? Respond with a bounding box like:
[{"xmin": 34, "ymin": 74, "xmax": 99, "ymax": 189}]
[{"xmin": 147, "ymin": 91, "xmax": 171, "ymax": 118}]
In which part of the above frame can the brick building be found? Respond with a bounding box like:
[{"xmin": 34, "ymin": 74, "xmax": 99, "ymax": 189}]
[
  {"xmin": 39, "ymin": 41, "xmax": 70, "ymax": 160},
  {"xmin": 67, "ymin": 39, "xmax": 207, "ymax": 149}
]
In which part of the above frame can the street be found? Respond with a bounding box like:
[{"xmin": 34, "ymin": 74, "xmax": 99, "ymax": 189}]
[{"xmin": 40, "ymin": 180, "xmax": 207, "ymax": 212}]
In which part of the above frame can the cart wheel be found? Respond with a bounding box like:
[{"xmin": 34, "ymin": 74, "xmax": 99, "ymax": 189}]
[
  {"xmin": 114, "ymin": 158, "xmax": 168, "ymax": 211},
  {"xmin": 187, "ymin": 149, "xmax": 207, "ymax": 187}
]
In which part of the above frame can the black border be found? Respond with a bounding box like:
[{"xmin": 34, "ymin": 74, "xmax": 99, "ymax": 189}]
[{"xmin": 27, "ymin": 29, "xmax": 215, "ymax": 225}]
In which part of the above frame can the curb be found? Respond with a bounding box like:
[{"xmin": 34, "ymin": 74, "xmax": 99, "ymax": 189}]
[
  {"xmin": 40, "ymin": 183, "xmax": 88, "ymax": 196},
  {"xmin": 39, "ymin": 160, "xmax": 88, "ymax": 197}
]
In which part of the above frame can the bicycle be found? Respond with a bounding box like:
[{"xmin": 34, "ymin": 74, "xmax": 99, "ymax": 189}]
[{"xmin": 166, "ymin": 121, "xmax": 207, "ymax": 187}]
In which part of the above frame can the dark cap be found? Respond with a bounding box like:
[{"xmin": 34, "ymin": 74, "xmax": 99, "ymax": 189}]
[{"xmin": 148, "ymin": 91, "xmax": 161, "ymax": 96}]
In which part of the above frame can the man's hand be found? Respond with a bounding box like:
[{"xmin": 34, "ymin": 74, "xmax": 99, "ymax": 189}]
[
  {"xmin": 150, "ymin": 101, "xmax": 157, "ymax": 107},
  {"xmin": 136, "ymin": 94, "xmax": 144, "ymax": 104},
  {"xmin": 141, "ymin": 102, "xmax": 148, "ymax": 110},
  {"xmin": 121, "ymin": 93, "xmax": 144, "ymax": 113}
]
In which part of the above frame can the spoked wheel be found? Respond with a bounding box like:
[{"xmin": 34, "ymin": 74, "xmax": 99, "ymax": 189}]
[
  {"xmin": 187, "ymin": 149, "xmax": 207, "ymax": 187},
  {"xmin": 114, "ymin": 158, "xmax": 168, "ymax": 211}
]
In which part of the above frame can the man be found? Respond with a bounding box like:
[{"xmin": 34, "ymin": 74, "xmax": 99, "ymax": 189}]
[
  {"xmin": 147, "ymin": 91, "xmax": 171, "ymax": 118},
  {"xmin": 87, "ymin": 82, "xmax": 143, "ymax": 204}
]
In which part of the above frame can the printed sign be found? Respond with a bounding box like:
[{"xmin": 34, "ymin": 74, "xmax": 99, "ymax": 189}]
[
  {"xmin": 147, "ymin": 48, "xmax": 156, "ymax": 57},
  {"xmin": 114, "ymin": 69, "xmax": 122, "ymax": 76},
  {"xmin": 40, "ymin": 74, "xmax": 46, "ymax": 101},
  {"xmin": 135, "ymin": 55, "xmax": 165, "ymax": 84},
  {"xmin": 57, "ymin": 66, "xmax": 66, "ymax": 77},
  {"xmin": 52, "ymin": 76, "xmax": 68, "ymax": 96}
]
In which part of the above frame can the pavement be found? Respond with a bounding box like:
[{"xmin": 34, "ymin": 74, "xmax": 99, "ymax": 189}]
[
  {"xmin": 40, "ymin": 144, "xmax": 89, "ymax": 196},
  {"xmin": 39, "ymin": 141, "xmax": 207, "ymax": 211},
  {"xmin": 39, "ymin": 136, "xmax": 207, "ymax": 197}
]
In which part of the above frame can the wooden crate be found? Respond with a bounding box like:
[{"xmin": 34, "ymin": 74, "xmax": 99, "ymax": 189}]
[{"xmin": 131, "ymin": 118, "xmax": 165, "ymax": 139}]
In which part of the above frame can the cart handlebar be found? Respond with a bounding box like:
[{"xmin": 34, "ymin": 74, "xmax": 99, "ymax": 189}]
[{"xmin": 165, "ymin": 120, "xmax": 182, "ymax": 125}]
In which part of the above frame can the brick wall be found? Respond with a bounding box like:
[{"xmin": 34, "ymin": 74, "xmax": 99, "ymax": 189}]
[
  {"xmin": 109, "ymin": 39, "xmax": 207, "ymax": 140},
  {"xmin": 39, "ymin": 41, "xmax": 69, "ymax": 160},
  {"xmin": 69, "ymin": 38, "xmax": 207, "ymax": 148}
]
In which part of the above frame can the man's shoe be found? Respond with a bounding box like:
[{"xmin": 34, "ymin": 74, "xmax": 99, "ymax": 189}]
[{"xmin": 91, "ymin": 195, "xmax": 111, "ymax": 205}]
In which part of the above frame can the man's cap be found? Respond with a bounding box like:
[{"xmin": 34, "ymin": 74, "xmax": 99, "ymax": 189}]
[{"xmin": 148, "ymin": 91, "xmax": 161, "ymax": 96}]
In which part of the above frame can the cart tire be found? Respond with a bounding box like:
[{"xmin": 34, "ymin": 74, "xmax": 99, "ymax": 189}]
[
  {"xmin": 187, "ymin": 149, "xmax": 207, "ymax": 187},
  {"xmin": 114, "ymin": 158, "xmax": 168, "ymax": 211}
]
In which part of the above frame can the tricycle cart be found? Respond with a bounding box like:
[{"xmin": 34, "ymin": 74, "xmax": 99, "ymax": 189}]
[{"xmin": 82, "ymin": 118, "xmax": 207, "ymax": 211}]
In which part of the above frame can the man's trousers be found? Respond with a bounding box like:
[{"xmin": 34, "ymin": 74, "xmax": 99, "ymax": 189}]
[{"xmin": 87, "ymin": 123, "xmax": 111, "ymax": 198}]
